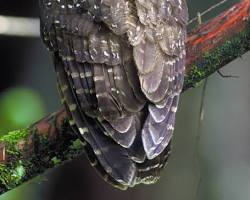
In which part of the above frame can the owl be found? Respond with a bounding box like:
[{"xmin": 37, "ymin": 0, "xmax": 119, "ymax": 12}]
[{"xmin": 39, "ymin": 0, "xmax": 188, "ymax": 189}]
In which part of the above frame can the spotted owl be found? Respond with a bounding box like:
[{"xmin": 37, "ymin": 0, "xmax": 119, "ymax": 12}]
[{"xmin": 39, "ymin": 0, "xmax": 188, "ymax": 189}]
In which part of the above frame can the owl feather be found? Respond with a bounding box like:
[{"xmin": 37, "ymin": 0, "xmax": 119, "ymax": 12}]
[{"xmin": 39, "ymin": 0, "xmax": 188, "ymax": 188}]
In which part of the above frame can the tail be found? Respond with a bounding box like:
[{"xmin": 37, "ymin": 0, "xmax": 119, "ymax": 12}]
[{"xmin": 55, "ymin": 53, "xmax": 137, "ymax": 188}]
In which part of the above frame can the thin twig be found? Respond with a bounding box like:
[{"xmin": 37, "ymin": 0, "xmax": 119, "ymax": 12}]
[
  {"xmin": 217, "ymin": 70, "xmax": 239, "ymax": 78},
  {"xmin": 188, "ymin": 0, "xmax": 229, "ymax": 25}
]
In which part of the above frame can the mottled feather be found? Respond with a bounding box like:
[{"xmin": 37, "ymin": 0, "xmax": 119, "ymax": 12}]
[{"xmin": 39, "ymin": 0, "xmax": 188, "ymax": 188}]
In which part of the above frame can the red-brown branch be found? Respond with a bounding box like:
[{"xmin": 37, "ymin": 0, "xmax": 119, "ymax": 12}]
[{"xmin": 186, "ymin": 0, "xmax": 250, "ymax": 71}]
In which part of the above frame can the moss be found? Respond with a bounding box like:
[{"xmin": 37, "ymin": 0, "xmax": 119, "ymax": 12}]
[
  {"xmin": 0, "ymin": 120, "xmax": 80, "ymax": 193},
  {"xmin": 51, "ymin": 157, "xmax": 62, "ymax": 166},
  {"xmin": 0, "ymin": 161, "xmax": 26, "ymax": 190},
  {"xmin": 0, "ymin": 130, "xmax": 29, "ymax": 192},
  {"xmin": 70, "ymin": 139, "xmax": 83, "ymax": 150},
  {"xmin": 0, "ymin": 129, "xmax": 29, "ymax": 145},
  {"xmin": 183, "ymin": 21, "xmax": 250, "ymax": 91}
]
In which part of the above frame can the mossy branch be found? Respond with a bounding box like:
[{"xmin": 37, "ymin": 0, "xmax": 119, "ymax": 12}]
[{"xmin": 0, "ymin": 0, "xmax": 250, "ymax": 195}]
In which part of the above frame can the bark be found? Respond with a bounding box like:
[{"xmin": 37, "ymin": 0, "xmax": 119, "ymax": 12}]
[{"xmin": 0, "ymin": 0, "xmax": 249, "ymax": 195}]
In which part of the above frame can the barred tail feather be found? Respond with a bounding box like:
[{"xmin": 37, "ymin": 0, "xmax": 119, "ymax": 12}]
[
  {"xmin": 136, "ymin": 142, "xmax": 172, "ymax": 185},
  {"xmin": 55, "ymin": 54, "xmax": 137, "ymax": 186},
  {"xmin": 142, "ymin": 95, "xmax": 179, "ymax": 159}
]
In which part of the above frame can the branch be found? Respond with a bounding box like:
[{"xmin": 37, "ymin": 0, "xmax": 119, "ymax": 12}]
[
  {"xmin": 0, "ymin": 0, "xmax": 250, "ymax": 194},
  {"xmin": 184, "ymin": 0, "xmax": 250, "ymax": 90}
]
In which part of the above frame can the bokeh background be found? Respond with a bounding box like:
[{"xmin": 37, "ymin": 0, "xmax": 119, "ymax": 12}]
[{"xmin": 1, "ymin": 0, "xmax": 249, "ymax": 199}]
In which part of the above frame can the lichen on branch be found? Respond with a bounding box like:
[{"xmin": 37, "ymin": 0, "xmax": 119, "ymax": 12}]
[
  {"xmin": 184, "ymin": 21, "xmax": 250, "ymax": 90},
  {"xmin": 0, "ymin": 109, "xmax": 84, "ymax": 194}
]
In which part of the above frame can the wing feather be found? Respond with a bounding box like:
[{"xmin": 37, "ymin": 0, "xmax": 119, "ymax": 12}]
[
  {"xmin": 132, "ymin": 0, "xmax": 188, "ymax": 158},
  {"xmin": 55, "ymin": 52, "xmax": 137, "ymax": 186},
  {"xmin": 39, "ymin": 0, "xmax": 188, "ymax": 187}
]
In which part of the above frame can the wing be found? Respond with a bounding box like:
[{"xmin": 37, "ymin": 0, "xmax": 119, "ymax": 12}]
[
  {"xmin": 39, "ymin": 0, "xmax": 188, "ymax": 187},
  {"xmin": 39, "ymin": 0, "xmax": 146, "ymax": 186},
  {"xmin": 132, "ymin": 0, "xmax": 188, "ymax": 159},
  {"xmin": 81, "ymin": 0, "xmax": 188, "ymax": 159}
]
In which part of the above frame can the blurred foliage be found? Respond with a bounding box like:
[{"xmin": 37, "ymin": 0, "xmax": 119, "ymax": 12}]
[{"xmin": 0, "ymin": 87, "xmax": 45, "ymax": 134}]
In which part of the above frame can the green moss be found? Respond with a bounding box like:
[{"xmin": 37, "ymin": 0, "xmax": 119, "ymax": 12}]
[
  {"xmin": 70, "ymin": 139, "xmax": 82, "ymax": 150},
  {"xmin": 0, "ymin": 129, "xmax": 29, "ymax": 145},
  {"xmin": 0, "ymin": 124, "xmax": 81, "ymax": 193},
  {"xmin": 183, "ymin": 22, "xmax": 250, "ymax": 91},
  {"xmin": 51, "ymin": 157, "xmax": 62, "ymax": 166},
  {"xmin": 0, "ymin": 130, "xmax": 29, "ymax": 192},
  {"xmin": 49, "ymin": 139, "xmax": 83, "ymax": 167},
  {"xmin": 0, "ymin": 161, "xmax": 25, "ymax": 190}
]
